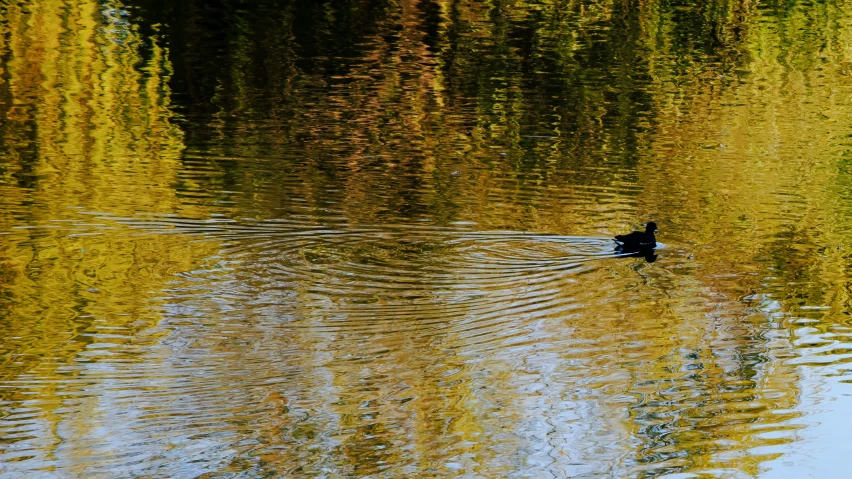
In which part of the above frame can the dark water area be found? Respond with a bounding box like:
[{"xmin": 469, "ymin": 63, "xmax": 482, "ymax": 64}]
[{"xmin": 2, "ymin": 0, "xmax": 852, "ymax": 477}]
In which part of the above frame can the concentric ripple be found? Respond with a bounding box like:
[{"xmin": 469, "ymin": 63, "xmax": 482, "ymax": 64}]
[{"xmin": 0, "ymin": 213, "xmax": 805, "ymax": 478}]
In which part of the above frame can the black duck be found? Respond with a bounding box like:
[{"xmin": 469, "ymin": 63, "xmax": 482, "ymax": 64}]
[{"xmin": 614, "ymin": 222, "xmax": 657, "ymax": 249}]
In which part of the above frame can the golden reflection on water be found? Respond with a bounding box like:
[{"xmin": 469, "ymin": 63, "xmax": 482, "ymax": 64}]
[
  {"xmin": 0, "ymin": 1, "xmax": 207, "ymax": 471},
  {"xmin": 2, "ymin": 0, "xmax": 852, "ymax": 477}
]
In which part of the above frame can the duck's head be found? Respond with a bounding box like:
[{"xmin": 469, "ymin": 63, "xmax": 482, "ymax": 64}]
[{"xmin": 646, "ymin": 222, "xmax": 658, "ymax": 234}]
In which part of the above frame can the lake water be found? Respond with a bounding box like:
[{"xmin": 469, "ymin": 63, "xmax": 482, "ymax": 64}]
[{"xmin": 2, "ymin": 1, "xmax": 852, "ymax": 477}]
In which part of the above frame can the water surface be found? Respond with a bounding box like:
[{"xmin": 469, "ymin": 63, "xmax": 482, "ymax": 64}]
[{"xmin": 2, "ymin": 1, "xmax": 852, "ymax": 477}]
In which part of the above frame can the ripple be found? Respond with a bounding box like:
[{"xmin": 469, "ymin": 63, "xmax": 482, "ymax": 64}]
[{"xmin": 5, "ymin": 0, "xmax": 852, "ymax": 474}]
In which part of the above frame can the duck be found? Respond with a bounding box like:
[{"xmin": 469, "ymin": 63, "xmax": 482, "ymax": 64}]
[{"xmin": 614, "ymin": 222, "xmax": 657, "ymax": 250}]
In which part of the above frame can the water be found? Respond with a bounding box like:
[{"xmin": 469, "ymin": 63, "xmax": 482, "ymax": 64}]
[{"xmin": 2, "ymin": 0, "xmax": 852, "ymax": 477}]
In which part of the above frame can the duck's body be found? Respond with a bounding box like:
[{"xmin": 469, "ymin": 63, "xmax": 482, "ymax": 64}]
[{"xmin": 614, "ymin": 222, "xmax": 657, "ymax": 249}]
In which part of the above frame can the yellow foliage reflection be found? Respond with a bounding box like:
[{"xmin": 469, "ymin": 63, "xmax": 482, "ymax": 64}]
[{"xmin": 0, "ymin": 0, "xmax": 205, "ymax": 431}]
